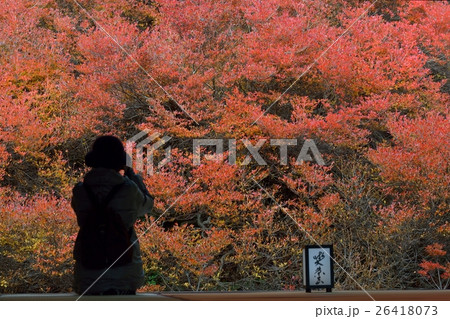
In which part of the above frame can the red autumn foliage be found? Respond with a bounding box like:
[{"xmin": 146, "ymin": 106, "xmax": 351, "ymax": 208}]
[
  {"xmin": 425, "ymin": 243, "xmax": 447, "ymax": 257},
  {"xmin": 0, "ymin": 0, "xmax": 448, "ymax": 292},
  {"xmin": 418, "ymin": 244, "xmax": 450, "ymax": 290}
]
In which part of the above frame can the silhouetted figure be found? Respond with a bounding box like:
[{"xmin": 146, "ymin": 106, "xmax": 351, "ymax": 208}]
[{"xmin": 72, "ymin": 135, "xmax": 155, "ymax": 295}]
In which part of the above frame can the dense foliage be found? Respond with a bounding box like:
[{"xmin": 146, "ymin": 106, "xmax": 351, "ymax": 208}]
[{"xmin": 0, "ymin": 0, "xmax": 448, "ymax": 293}]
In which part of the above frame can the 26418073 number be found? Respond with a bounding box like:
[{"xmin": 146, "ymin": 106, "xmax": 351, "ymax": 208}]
[{"xmin": 376, "ymin": 306, "xmax": 438, "ymax": 316}]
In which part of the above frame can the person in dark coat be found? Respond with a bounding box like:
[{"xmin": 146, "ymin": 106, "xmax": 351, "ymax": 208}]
[{"xmin": 72, "ymin": 135, "xmax": 155, "ymax": 295}]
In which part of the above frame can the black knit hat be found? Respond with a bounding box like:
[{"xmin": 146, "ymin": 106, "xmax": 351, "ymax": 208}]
[{"xmin": 85, "ymin": 135, "xmax": 127, "ymax": 170}]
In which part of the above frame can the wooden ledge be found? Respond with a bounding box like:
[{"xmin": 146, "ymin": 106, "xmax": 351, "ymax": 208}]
[
  {"xmin": 1, "ymin": 290, "xmax": 449, "ymax": 301},
  {"xmin": 163, "ymin": 290, "xmax": 450, "ymax": 301}
]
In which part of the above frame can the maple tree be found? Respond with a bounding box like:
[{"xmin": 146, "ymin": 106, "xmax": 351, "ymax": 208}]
[{"xmin": 0, "ymin": 0, "xmax": 448, "ymax": 292}]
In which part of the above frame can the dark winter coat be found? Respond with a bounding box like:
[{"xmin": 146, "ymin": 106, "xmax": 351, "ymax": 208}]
[{"xmin": 71, "ymin": 167, "xmax": 155, "ymax": 294}]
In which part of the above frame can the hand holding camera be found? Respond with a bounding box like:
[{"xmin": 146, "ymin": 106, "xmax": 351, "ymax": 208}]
[{"xmin": 123, "ymin": 166, "xmax": 152, "ymax": 198}]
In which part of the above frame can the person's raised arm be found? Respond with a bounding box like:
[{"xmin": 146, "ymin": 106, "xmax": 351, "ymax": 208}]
[{"xmin": 124, "ymin": 166, "xmax": 154, "ymax": 217}]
